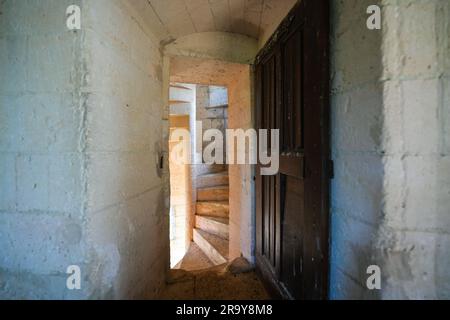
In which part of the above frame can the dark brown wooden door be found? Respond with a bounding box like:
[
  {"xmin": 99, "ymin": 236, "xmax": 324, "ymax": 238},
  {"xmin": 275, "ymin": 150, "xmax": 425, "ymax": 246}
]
[{"xmin": 255, "ymin": 0, "xmax": 330, "ymax": 300}]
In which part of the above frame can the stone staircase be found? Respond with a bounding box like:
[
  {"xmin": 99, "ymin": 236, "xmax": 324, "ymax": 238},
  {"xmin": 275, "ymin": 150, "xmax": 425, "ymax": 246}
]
[{"xmin": 193, "ymin": 165, "xmax": 229, "ymax": 266}]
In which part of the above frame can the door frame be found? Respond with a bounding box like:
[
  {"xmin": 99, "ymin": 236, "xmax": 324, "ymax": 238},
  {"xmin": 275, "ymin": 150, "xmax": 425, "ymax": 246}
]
[{"xmin": 253, "ymin": 0, "xmax": 331, "ymax": 300}]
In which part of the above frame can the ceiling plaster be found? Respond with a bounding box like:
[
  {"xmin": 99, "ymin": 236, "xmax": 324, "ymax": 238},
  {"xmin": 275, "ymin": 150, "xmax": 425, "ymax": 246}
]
[
  {"xmin": 170, "ymin": 56, "xmax": 248, "ymax": 86},
  {"xmin": 128, "ymin": 0, "xmax": 297, "ymax": 45}
]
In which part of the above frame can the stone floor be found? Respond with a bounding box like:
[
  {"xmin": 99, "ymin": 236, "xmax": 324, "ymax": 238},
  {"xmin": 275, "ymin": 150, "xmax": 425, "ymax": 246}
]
[
  {"xmin": 174, "ymin": 242, "xmax": 214, "ymax": 271},
  {"xmin": 159, "ymin": 257, "xmax": 271, "ymax": 300}
]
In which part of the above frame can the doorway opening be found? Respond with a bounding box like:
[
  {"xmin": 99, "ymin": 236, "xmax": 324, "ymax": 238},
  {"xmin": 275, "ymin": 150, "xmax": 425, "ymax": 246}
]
[
  {"xmin": 169, "ymin": 82, "xmax": 230, "ymax": 270},
  {"xmin": 166, "ymin": 57, "xmax": 254, "ymax": 272}
]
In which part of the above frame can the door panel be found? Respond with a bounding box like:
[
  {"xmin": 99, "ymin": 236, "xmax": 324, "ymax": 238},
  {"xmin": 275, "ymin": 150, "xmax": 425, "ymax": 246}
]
[
  {"xmin": 282, "ymin": 28, "xmax": 303, "ymax": 152},
  {"xmin": 255, "ymin": 0, "xmax": 330, "ymax": 300},
  {"xmin": 261, "ymin": 53, "xmax": 278, "ymax": 272}
]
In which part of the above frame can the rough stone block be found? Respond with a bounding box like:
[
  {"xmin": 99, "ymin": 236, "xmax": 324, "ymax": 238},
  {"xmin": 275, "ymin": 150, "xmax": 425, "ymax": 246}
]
[
  {"xmin": 0, "ymin": 155, "xmax": 16, "ymax": 211},
  {"xmin": 48, "ymin": 154, "xmax": 83, "ymax": 214},
  {"xmin": 331, "ymin": 154, "xmax": 383, "ymax": 226},
  {"xmin": 379, "ymin": 230, "xmax": 446, "ymax": 299},
  {"xmin": 382, "ymin": 155, "xmax": 406, "ymax": 227},
  {"xmin": 0, "ymin": 36, "xmax": 27, "ymax": 94},
  {"xmin": 0, "ymin": 213, "xmax": 84, "ymax": 274},
  {"xmin": 403, "ymin": 78, "xmax": 440, "ymax": 154},
  {"xmin": 330, "ymin": 0, "xmax": 382, "ymax": 92},
  {"xmin": 86, "ymin": 93, "xmax": 161, "ymax": 153},
  {"xmin": 0, "ymin": 0, "xmax": 77, "ymax": 37},
  {"xmin": 435, "ymin": 233, "xmax": 450, "ymax": 299},
  {"xmin": 443, "ymin": 77, "xmax": 450, "ymax": 155},
  {"xmin": 0, "ymin": 93, "xmax": 81, "ymax": 153},
  {"xmin": 386, "ymin": 155, "xmax": 450, "ymax": 232},
  {"xmin": 330, "ymin": 210, "xmax": 378, "ymax": 284},
  {"xmin": 397, "ymin": 1, "xmax": 438, "ymax": 77},
  {"xmin": 86, "ymin": 151, "xmax": 161, "ymax": 213},
  {"xmin": 209, "ymin": 86, "xmax": 228, "ymax": 107},
  {"xmin": 382, "ymin": 80, "xmax": 403, "ymax": 153},
  {"xmin": 331, "ymin": 83, "xmax": 383, "ymax": 153},
  {"xmin": 16, "ymin": 154, "xmax": 49, "ymax": 212},
  {"xmin": 27, "ymin": 33, "xmax": 76, "ymax": 93},
  {"xmin": 0, "ymin": 270, "xmax": 86, "ymax": 300}
]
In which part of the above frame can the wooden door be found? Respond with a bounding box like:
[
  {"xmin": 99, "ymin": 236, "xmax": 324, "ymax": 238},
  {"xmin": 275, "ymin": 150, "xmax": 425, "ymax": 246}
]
[{"xmin": 255, "ymin": 0, "xmax": 330, "ymax": 300}]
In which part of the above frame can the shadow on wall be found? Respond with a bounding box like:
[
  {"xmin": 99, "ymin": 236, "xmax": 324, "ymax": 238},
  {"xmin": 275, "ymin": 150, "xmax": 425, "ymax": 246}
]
[
  {"xmin": 329, "ymin": 0, "xmax": 383, "ymax": 300},
  {"xmin": 331, "ymin": 0, "xmax": 450, "ymax": 299}
]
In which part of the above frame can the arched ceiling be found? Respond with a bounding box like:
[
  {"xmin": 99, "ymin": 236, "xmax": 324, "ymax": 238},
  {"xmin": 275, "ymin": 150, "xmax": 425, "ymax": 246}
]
[{"xmin": 128, "ymin": 0, "xmax": 297, "ymax": 44}]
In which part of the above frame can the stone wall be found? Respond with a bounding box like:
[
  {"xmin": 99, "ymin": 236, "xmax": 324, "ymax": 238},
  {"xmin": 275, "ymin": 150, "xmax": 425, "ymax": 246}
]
[
  {"xmin": 0, "ymin": 0, "xmax": 87, "ymax": 299},
  {"xmin": 0, "ymin": 0, "xmax": 168, "ymax": 299},
  {"xmin": 82, "ymin": 0, "xmax": 168, "ymax": 299},
  {"xmin": 377, "ymin": 0, "xmax": 450, "ymax": 299},
  {"xmin": 330, "ymin": 0, "xmax": 450, "ymax": 299},
  {"xmin": 227, "ymin": 66, "xmax": 254, "ymax": 262},
  {"xmin": 329, "ymin": 0, "xmax": 384, "ymax": 300}
]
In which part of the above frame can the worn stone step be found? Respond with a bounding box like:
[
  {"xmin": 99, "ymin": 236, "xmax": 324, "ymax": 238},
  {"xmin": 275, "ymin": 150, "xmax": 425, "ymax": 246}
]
[
  {"xmin": 173, "ymin": 242, "xmax": 214, "ymax": 272},
  {"xmin": 197, "ymin": 186, "xmax": 229, "ymax": 201},
  {"xmin": 197, "ymin": 171, "xmax": 229, "ymax": 188},
  {"xmin": 195, "ymin": 216, "xmax": 229, "ymax": 240},
  {"xmin": 193, "ymin": 228, "xmax": 229, "ymax": 265},
  {"xmin": 195, "ymin": 164, "xmax": 227, "ymax": 176},
  {"xmin": 196, "ymin": 201, "xmax": 229, "ymax": 218}
]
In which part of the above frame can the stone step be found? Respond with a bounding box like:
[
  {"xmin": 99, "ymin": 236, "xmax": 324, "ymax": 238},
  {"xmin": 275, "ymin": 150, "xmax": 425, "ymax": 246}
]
[
  {"xmin": 196, "ymin": 201, "xmax": 229, "ymax": 218},
  {"xmin": 197, "ymin": 186, "xmax": 229, "ymax": 201},
  {"xmin": 205, "ymin": 104, "xmax": 228, "ymax": 110},
  {"xmin": 197, "ymin": 171, "xmax": 229, "ymax": 188},
  {"xmin": 170, "ymin": 84, "xmax": 192, "ymax": 91},
  {"xmin": 195, "ymin": 164, "xmax": 227, "ymax": 176},
  {"xmin": 195, "ymin": 216, "xmax": 229, "ymax": 240},
  {"xmin": 193, "ymin": 229, "xmax": 229, "ymax": 265},
  {"xmin": 173, "ymin": 242, "xmax": 214, "ymax": 272},
  {"xmin": 169, "ymin": 127, "xmax": 189, "ymax": 134}
]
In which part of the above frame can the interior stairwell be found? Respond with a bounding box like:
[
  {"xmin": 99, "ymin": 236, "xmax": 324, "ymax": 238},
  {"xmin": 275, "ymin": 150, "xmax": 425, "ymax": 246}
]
[
  {"xmin": 194, "ymin": 164, "xmax": 230, "ymax": 265},
  {"xmin": 175, "ymin": 164, "xmax": 230, "ymax": 270},
  {"xmin": 165, "ymin": 166, "xmax": 270, "ymax": 300},
  {"xmin": 170, "ymin": 84, "xmax": 232, "ymax": 271}
]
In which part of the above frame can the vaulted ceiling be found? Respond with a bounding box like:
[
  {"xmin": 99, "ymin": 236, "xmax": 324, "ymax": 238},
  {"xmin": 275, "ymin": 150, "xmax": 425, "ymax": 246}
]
[{"xmin": 129, "ymin": 0, "xmax": 297, "ymax": 43}]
